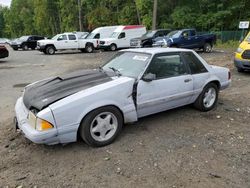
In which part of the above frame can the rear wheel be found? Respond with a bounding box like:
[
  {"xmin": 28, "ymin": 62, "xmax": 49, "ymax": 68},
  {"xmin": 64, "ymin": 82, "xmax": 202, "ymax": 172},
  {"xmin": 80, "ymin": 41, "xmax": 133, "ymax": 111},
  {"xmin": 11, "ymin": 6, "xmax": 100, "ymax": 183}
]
[
  {"xmin": 46, "ymin": 46, "xmax": 55, "ymax": 55},
  {"xmin": 79, "ymin": 106, "xmax": 123, "ymax": 147},
  {"xmin": 85, "ymin": 44, "xmax": 94, "ymax": 53},
  {"xmin": 194, "ymin": 83, "xmax": 218, "ymax": 111},
  {"xmin": 203, "ymin": 43, "xmax": 212, "ymax": 53},
  {"xmin": 110, "ymin": 44, "xmax": 117, "ymax": 51}
]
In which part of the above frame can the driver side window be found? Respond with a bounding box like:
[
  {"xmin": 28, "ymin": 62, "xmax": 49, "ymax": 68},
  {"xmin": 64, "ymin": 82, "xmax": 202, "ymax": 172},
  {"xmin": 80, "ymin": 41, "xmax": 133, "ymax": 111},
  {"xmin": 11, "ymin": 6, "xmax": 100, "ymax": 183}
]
[
  {"xmin": 146, "ymin": 53, "xmax": 188, "ymax": 79},
  {"xmin": 57, "ymin": 35, "xmax": 67, "ymax": 41},
  {"xmin": 118, "ymin": 32, "xmax": 126, "ymax": 39}
]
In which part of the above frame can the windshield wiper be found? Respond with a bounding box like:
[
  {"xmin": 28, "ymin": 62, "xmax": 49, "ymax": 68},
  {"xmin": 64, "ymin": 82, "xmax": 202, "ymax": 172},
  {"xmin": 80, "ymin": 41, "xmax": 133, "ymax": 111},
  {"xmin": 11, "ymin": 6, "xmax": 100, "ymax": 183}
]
[
  {"xmin": 109, "ymin": 67, "xmax": 122, "ymax": 76},
  {"xmin": 98, "ymin": 66, "xmax": 103, "ymax": 72}
]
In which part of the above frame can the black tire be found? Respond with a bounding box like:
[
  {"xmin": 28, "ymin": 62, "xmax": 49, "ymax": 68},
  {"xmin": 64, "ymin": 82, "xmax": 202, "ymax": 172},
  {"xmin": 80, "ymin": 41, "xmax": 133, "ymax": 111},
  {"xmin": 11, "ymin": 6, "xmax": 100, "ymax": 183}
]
[
  {"xmin": 79, "ymin": 106, "xmax": 123, "ymax": 147},
  {"xmin": 110, "ymin": 44, "xmax": 117, "ymax": 51},
  {"xmin": 45, "ymin": 46, "xmax": 55, "ymax": 55},
  {"xmin": 194, "ymin": 83, "xmax": 218, "ymax": 111},
  {"xmin": 203, "ymin": 43, "xmax": 212, "ymax": 53},
  {"xmin": 237, "ymin": 67, "xmax": 244, "ymax": 72},
  {"xmin": 22, "ymin": 44, "xmax": 28, "ymax": 51},
  {"xmin": 85, "ymin": 44, "xmax": 94, "ymax": 53},
  {"xmin": 13, "ymin": 48, "xmax": 18, "ymax": 51}
]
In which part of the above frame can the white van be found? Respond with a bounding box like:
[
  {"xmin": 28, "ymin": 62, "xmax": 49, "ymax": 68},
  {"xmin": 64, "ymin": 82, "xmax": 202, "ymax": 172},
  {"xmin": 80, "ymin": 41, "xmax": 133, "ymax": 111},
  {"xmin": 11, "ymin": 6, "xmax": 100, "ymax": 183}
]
[
  {"xmin": 99, "ymin": 25, "xmax": 146, "ymax": 51},
  {"xmin": 86, "ymin": 26, "xmax": 119, "ymax": 40}
]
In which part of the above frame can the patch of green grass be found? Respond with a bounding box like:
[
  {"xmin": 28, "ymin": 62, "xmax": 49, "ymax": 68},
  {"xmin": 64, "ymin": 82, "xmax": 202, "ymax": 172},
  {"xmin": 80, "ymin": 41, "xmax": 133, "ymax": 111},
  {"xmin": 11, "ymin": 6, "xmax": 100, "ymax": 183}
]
[{"xmin": 215, "ymin": 40, "xmax": 240, "ymax": 50}]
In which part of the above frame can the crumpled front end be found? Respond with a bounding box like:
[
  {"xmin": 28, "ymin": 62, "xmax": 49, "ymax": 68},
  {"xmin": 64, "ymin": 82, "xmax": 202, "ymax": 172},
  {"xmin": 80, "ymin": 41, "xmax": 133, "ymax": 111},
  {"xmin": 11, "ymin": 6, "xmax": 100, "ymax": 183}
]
[{"xmin": 15, "ymin": 97, "xmax": 59, "ymax": 145}]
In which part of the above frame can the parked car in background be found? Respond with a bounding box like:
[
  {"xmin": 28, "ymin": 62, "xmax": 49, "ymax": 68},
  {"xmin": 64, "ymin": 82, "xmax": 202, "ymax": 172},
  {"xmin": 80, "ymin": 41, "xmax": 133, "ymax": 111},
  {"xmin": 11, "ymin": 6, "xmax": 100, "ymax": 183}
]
[
  {"xmin": 99, "ymin": 25, "xmax": 146, "ymax": 51},
  {"xmin": 234, "ymin": 31, "xmax": 250, "ymax": 72},
  {"xmin": 15, "ymin": 48, "xmax": 231, "ymax": 147},
  {"xmin": 37, "ymin": 32, "xmax": 98, "ymax": 54},
  {"xmin": 0, "ymin": 38, "xmax": 10, "ymax": 44},
  {"xmin": 0, "ymin": 45, "xmax": 9, "ymax": 59},
  {"xmin": 10, "ymin": 35, "xmax": 46, "ymax": 50},
  {"xmin": 153, "ymin": 29, "xmax": 216, "ymax": 53},
  {"xmin": 130, "ymin": 29, "xmax": 171, "ymax": 48},
  {"xmin": 74, "ymin": 31, "xmax": 89, "ymax": 39},
  {"xmin": 86, "ymin": 26, "xmax": 119, "ymax": 48},
  {"xmin": 86, "ymin": 26, "xmax": 119, "ymax": 40}
]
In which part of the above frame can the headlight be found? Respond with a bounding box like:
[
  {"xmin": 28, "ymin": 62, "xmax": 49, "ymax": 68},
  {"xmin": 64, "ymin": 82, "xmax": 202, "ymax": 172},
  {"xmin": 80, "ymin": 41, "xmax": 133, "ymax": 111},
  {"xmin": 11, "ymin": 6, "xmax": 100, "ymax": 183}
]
[
  {"xmin": 236, "ymin": 47, "xmax": 243, "ymax": 53},
  {"xmin": 36, "ymin": 118, "xmax": 54, "ymax": 131}
]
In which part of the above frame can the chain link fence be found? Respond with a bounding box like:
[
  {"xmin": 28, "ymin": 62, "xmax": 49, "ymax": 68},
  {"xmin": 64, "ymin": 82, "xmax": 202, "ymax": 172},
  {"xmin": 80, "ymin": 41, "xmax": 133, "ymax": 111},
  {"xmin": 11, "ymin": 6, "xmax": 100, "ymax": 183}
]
[{"xmin": 197, "ymin": 30, "xmax": 249, "ymax": 42}]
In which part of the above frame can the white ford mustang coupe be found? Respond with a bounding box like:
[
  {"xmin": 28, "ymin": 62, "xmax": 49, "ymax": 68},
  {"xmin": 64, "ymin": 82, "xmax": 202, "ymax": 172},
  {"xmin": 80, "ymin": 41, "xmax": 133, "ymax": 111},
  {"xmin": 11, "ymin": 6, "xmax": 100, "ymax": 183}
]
[{"xmin": 15, "ymin": 48, "xmax": 231, "ymax": 147}]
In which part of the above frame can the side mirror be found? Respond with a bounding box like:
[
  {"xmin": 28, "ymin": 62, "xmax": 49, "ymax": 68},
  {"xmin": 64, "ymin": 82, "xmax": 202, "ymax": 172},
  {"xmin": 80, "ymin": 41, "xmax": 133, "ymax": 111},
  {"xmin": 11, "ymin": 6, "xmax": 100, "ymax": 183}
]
[{"xmin": 142, "ymin": 73, "xmax": 156, "ymax": 82}]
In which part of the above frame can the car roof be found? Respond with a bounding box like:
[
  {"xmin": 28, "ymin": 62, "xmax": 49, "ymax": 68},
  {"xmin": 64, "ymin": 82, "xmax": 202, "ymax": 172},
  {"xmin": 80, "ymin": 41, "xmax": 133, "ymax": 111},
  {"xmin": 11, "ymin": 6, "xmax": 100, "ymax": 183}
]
[{"xmin": 121, "ymin": 47, "xmax": 193, "ymax": 55}]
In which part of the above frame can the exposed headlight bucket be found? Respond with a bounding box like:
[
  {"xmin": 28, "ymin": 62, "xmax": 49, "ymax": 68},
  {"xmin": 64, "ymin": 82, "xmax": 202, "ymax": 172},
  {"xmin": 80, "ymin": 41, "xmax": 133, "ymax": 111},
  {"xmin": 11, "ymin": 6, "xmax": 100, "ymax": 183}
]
[
  {"xmin": 36, "ymin": 118, "xmax": 54, "ymax": 131},
  {"xmin": 236, "ymin": 47, "xmax": 243, "ymax": 53}
]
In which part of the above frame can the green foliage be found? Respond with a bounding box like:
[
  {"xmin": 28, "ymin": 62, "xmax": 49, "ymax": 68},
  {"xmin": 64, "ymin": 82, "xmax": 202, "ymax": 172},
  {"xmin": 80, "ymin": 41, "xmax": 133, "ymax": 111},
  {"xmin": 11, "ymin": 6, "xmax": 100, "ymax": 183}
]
[
  {"xmin": 215, "ymin": 40, "xmax": 240, "ymax": 50},
  {"xmin": 0, "ymin": 0, "xmax": 249, "ymax": 39}
]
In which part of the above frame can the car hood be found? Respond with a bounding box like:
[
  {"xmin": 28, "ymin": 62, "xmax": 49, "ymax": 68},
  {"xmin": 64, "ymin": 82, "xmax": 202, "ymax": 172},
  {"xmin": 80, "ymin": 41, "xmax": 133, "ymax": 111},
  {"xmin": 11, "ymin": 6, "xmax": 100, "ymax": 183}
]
[
  {"xmin": 101, "ymin": 38, "xmax": 116, "ymax": 42},
  {"xmin": 239, "ymin": 40, "xmax": 250, "ymax": 49},
  {"xmin": 23, "ymin": 69, "xmax": 114, "ymax": 111},
  {"xmin": 38, "ymin": 39, "xmax": 54, "ymax": 44}
]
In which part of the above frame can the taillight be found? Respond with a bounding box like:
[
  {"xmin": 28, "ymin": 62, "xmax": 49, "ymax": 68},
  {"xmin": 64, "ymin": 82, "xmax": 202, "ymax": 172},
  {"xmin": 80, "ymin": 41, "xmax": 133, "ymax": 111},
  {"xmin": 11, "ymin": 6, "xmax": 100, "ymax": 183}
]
[{"xmin": 228, "ymin": 71, "xmax": 231, "ymax": 80}]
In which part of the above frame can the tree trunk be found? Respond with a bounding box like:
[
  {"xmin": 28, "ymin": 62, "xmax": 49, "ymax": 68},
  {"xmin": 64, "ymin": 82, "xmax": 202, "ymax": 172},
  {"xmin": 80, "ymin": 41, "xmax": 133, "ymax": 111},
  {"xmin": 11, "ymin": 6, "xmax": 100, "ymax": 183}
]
[
  {"xmin": 152, "ymin": 0, "xmax": 157, "ymax": 30},
  {"xmin": 78, "ymin": 0, "xmax": 83, "ymax": 31},
  {"xmin": 134, "ymin": 0, "xmax": 141, "ymax": 25}
]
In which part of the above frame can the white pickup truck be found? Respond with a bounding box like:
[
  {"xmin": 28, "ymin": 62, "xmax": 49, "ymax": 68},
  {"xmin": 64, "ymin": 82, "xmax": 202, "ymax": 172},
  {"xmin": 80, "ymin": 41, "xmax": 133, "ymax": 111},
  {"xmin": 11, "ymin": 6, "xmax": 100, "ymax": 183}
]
[{"xmin": 37, "ymin": 32, "xmax": 97, "ymax": 54}]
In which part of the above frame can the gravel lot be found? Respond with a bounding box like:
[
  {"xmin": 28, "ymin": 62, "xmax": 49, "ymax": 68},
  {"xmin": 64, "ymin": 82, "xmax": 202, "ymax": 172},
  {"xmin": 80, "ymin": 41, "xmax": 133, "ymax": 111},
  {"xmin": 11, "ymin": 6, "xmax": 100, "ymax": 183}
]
[{"xmin": 0, "ymin": 46, "xmax": 249, "ymax": 188}]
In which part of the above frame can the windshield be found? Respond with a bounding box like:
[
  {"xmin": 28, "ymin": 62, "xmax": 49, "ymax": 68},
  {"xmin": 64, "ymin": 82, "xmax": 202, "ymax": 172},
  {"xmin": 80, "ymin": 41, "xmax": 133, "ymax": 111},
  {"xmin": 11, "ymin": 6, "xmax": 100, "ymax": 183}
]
[
  {"xmin": 102, "ymin": 52, "xmax": 151, "ymax": 78},
  {"xmin": 167, "ymin": 31, "xmax": 181, "ymax": 38},
  {"xmin": 245, "ymin": 33, "xmax": 250, "ymax": 42},
  {"xmin": 142, "ymin": 31, "xmax": 156, "ymax": 38},
  {"xmin": 86, "ymin": 33, "xmax": 96, "ymax": 39},
  {"xmin": 52, "ymin": 34, "xmax": 60, "ymax": 40},
  {"xmin": 110, "ymin": 32, "xmax": 120, "ymax": 38},
  {"xmin": 19, "ymin": 36, "xmax": 29, "ymax": 41}
]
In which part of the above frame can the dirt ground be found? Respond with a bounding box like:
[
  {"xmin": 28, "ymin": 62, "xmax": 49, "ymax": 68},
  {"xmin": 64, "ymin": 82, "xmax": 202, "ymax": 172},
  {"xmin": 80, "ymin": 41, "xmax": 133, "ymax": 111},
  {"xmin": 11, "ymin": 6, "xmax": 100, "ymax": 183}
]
[{"xmin": 0, "ymin": 46, "xmax": 249, "ymax": 188}]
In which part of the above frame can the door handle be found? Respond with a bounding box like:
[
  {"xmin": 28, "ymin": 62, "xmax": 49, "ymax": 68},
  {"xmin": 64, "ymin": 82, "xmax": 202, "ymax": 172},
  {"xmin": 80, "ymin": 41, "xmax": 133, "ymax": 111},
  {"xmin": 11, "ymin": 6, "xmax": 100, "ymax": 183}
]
[{"xmin": 184, "ymin": 78, "xmax": 192, "ymax": 83}]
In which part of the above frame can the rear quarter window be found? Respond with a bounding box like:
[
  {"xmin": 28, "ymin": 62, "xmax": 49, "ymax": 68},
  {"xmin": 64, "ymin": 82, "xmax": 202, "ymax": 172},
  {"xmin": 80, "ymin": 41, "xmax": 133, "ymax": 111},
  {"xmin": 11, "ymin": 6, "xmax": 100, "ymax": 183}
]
[{"xmin": 182, "ymin": 52, "xmax": 208, "ymax": 74}]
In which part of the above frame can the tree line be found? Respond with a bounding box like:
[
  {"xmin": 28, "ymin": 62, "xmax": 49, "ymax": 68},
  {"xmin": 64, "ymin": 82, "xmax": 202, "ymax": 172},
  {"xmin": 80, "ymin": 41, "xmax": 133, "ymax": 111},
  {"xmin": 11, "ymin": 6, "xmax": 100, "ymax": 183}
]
[{"xmin": 0, "ymin": 0, "xmax": 249, "ymax": 38}]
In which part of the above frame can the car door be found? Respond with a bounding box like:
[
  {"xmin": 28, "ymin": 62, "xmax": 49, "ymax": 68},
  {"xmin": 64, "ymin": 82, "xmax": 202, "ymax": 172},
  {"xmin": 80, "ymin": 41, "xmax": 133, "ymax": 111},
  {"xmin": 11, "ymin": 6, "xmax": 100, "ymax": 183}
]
[
  {"xmin": 136, "ymin": 52, "xmax": 194, "ymax": 118},
  {"xmin": 180, "ymin": 31, "xmax": 195, "ymax": 48},
  {"xmin": 118, "ymin": 32, "xmax": 126, "ymax": 48},
  {"xmin": 182, "ymin": 52, "xmax": 210, "ymax": 102},
  {"xmin": 27, "ymin": 36, "xmax": 35, "ymax": 48},
  {"xmin": 67, "ymin": 34, "xmax": 79, "ymax": 49},
  {"xmin": 54, "ymin": 34, "xmax": 68, "ymax": 50}
]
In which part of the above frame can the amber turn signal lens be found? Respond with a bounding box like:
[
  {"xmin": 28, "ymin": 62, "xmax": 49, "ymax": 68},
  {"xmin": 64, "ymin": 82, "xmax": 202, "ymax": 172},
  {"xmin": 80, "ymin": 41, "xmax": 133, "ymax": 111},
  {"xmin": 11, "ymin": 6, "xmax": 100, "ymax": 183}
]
[{"xmin": 36, "ymin": 118, "xmax": 54, "ymax": 131}]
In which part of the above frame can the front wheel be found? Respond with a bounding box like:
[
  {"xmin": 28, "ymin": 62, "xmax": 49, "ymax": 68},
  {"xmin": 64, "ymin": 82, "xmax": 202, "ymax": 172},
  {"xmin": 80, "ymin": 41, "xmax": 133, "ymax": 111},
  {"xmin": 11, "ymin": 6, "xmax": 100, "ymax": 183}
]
[
  {"xmin": 110, "ymin": 44, "xmax": 117, "ymax": 51},
  {"xmin": 46, "ymin": 46, "xmax": 55, "ymax": 55},
  {"xmin": 237, "ymin": 67, "xmax": 244, "ymax": 73},
  {"xmin": 22, "ymin": 44, "xmax": 28, "ymax": 51},
  {"xmin": 79, "ymin": 106, "xmax": 123, "ymax": 147},
  {"xmin": 203, "ymin": 43, "xmax": 212, "ymax": 53},
  {"xmin": 194, "ymin": 83, "xmax": 218, "ymax": 111}
]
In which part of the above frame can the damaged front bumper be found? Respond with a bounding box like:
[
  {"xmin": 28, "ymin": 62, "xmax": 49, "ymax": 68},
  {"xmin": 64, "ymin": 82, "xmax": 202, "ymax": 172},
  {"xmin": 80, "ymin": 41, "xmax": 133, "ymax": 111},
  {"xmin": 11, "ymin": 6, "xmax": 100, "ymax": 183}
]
[{"xmin": 15, "ymin": 97, "xmax": 59, "ymax": 145}]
